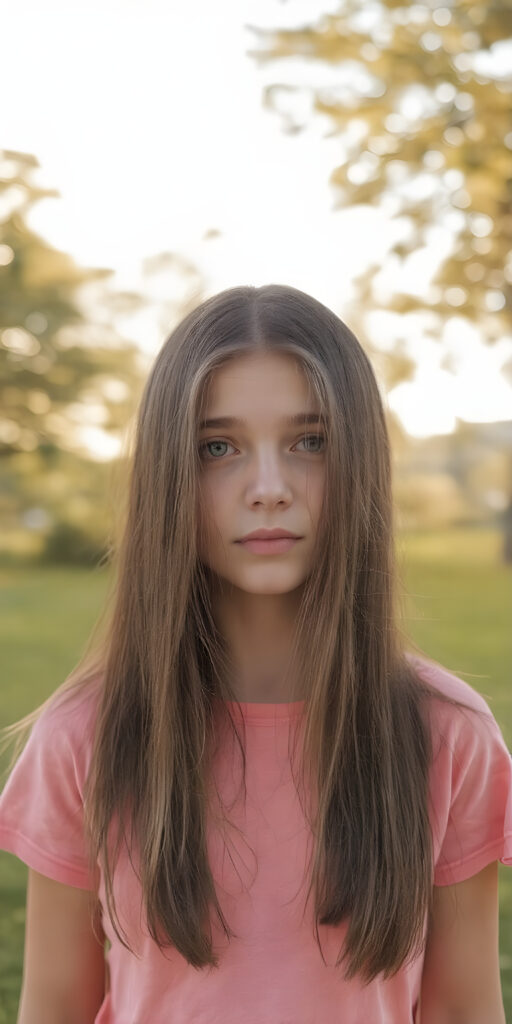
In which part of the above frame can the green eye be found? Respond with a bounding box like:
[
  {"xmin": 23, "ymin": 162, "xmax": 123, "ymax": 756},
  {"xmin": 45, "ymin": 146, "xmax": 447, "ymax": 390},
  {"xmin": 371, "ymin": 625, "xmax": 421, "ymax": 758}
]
[
  {"xmin": 199, "ymin": 440, "xmax": 234, "ymax": 459},
  {"xmin": 298, "ymin": 434, "xmax": 326, "ymax": 453},
  {"xmin": 198, "ymin": 434, "xmax": 326, "ymax": 460}
]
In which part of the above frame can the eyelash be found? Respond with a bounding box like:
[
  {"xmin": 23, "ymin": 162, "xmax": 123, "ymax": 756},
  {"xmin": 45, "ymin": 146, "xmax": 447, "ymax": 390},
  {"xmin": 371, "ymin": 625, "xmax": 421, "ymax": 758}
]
[{"xmin": 198, "ymin": 434, "xmax": 327, "ymax": 460}]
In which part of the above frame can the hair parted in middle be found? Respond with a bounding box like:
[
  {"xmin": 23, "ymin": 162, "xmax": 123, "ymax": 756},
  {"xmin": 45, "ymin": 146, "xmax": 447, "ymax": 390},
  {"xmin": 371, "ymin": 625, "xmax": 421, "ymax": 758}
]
[{"xmin": 1, "ymin": 283, "xmax": 486, "ymax": 985}]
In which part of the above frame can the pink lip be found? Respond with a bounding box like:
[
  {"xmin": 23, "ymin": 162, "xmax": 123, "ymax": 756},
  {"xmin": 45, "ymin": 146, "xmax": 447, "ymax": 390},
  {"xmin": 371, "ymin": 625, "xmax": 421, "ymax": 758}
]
[
  {"xmin": 238, "ymin": 536, "xmax": 300, "ymax": 555},
  {"xmin": 238, "ymin": 530, "xmax": 300, "ymax": 541}
]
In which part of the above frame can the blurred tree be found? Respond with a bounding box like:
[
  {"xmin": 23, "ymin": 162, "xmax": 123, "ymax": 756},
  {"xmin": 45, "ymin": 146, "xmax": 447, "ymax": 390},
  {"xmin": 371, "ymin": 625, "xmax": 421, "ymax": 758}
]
[
  {"xmin": 0, "ymin": 148, "xmax": 146, "ymax": 459},
  {"xmin": 0, "ymin": 148, "xmax": 152, "ymax": 562},
  {"xmin": 247, "ymin": 0, "xmax": 512, "ymax": 558}
]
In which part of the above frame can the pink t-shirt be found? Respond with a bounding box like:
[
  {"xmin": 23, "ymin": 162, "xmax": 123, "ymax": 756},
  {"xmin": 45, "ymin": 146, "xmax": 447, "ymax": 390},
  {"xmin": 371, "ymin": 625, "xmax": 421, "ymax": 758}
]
[{"xmin": 1, "ymin": 655, "xmax": 512, "ymax": 1023}]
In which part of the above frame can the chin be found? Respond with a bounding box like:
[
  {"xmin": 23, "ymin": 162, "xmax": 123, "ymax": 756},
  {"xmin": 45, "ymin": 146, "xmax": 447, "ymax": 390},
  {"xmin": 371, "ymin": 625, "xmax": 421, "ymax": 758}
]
[{"xmin": 236, "ymin": 574, "xmax": 306, "ymax": 593}]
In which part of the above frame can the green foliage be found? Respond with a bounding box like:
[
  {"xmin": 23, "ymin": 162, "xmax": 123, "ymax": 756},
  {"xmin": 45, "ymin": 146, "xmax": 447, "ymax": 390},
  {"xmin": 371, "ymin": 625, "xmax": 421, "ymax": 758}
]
[
  {"xmin": 249, "ymin": 0, "xmax": 512, "ymax": 339},
  {"xmin": 37, "ymin": 518, "xmax": 109, "ymax": 567},
  {"xmin": 0, "ymin": 445, "xmax": 127, "ymax": 568},
  {"xmin": 0, "ymin": 148, "xmax": 146, "ymax": 458}
]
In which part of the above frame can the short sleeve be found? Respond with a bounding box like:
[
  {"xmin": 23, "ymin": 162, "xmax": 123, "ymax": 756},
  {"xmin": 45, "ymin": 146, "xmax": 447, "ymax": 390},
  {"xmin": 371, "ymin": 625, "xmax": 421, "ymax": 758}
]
[
  {"xmin": 432, "ymin": 700, "xmax": 512, "ymax": 886},
  {"xmin": 0, "ymin": 695, "xmax": 99, "ymax": 890}
]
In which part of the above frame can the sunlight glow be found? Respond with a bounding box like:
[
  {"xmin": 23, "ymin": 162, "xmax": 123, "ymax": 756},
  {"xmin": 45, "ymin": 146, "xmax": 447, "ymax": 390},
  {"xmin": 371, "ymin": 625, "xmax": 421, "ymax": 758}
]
[{"xmin": 1, "ymin": 0, "xmax": 510, "ymax": 451}]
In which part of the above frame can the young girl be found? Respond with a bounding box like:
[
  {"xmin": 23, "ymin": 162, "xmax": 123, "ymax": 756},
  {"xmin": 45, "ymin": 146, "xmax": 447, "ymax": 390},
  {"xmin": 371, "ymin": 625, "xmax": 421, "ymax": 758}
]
[{"xmin": 0, "ymin": 283, "xmax": 511, "ymax": 1023}]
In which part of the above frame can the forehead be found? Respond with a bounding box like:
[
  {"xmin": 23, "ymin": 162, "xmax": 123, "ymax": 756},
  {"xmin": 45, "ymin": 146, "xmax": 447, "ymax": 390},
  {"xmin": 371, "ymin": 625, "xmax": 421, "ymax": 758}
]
[{"xmin": 203, "ymin": 351, "xmax": 312, "ymax": 404}]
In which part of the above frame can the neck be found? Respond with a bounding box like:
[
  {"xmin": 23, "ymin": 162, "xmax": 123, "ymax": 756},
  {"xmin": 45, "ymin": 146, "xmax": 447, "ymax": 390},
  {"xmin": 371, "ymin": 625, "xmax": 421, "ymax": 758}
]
[{"xmin": 211, "ymin": 581, "xmax": 304, "ymax": 703}]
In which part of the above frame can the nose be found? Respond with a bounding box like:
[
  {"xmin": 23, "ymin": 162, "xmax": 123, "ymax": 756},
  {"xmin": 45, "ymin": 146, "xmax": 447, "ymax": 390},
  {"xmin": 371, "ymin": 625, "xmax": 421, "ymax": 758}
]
[{"xmin": 246, "ymin": 447, "xmax": 293, "ymax": 506}]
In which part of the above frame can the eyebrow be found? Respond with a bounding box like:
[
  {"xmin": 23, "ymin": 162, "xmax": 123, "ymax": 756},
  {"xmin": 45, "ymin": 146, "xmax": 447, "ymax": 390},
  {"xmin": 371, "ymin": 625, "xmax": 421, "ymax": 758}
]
[{"xmin": 199, "ymin": 412, "xmax": 324, "ymax": 430}]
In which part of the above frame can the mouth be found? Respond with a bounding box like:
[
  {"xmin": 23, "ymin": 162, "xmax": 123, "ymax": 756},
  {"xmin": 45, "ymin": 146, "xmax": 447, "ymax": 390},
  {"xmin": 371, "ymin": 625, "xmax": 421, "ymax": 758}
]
[{"xmin": 237, "ymin": 536, "xmax": 301, "ymax": 555}]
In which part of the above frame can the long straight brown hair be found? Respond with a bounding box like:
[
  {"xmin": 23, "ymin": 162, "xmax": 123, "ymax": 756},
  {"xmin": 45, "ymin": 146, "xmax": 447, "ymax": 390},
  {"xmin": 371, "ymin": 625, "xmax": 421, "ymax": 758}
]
[{"xmin": 1, "ymin": 283, "xmax": 488, "ymax": 985}]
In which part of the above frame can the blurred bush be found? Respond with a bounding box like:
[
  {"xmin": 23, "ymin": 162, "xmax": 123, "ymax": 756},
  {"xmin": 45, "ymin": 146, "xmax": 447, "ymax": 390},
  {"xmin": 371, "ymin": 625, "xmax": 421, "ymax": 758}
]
[{"xmin": 37, "ymin": 518, "xmax": 109, "ymax": 567}]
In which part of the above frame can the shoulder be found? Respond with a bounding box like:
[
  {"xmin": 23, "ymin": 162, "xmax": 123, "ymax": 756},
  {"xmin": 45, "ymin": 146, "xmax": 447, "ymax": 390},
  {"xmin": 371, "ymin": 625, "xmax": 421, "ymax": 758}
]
[
  {"xmin": 26, "ymin": 677, "xmax": 103, "ymax": 784},
  {"xmin": 0, "ymin": 677, "xmax": 104, "ymax": 890},
  {"xmin": 405, "ymin": 650, "xmax": 493, "ymax": 715},
  {"xmin": 405, "ymin": 655, "xmax": 512, "ymax": 889},
  {"xmin": 404, "ymin": 651, "xmax": 504, "ymax": 764},
  {"xmin": 40, "ymin": 675, "xmax": 102, "ymax": 735}
]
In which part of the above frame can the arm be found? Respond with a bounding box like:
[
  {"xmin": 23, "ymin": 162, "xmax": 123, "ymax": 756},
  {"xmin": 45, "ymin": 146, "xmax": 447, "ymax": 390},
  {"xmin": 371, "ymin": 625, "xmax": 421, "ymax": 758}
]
[
  {"xmin": 419, "ymin": 860, "xmax": 506, "ymax": 1024},
  {"xmin": 17, "ymin": 868, "xmax": 106, "ymax": 1024}
]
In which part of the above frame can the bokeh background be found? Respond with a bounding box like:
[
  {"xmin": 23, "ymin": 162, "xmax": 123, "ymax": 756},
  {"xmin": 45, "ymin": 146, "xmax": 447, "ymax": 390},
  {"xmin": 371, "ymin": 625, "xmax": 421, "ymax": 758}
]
[{"xmin": 1, "ymin": 0, "xmax": 511, "ymax": 1018}]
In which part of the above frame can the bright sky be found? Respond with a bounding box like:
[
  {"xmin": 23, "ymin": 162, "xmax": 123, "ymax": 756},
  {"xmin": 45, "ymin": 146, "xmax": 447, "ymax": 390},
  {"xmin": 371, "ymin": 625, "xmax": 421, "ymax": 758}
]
[{"xmin": 2, "ymin": 0, "xmax": 511, "ymax": 457}]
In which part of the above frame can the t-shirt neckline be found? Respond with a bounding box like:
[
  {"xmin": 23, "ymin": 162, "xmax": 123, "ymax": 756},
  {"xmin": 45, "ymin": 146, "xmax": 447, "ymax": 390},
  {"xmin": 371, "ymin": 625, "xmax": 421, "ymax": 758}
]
[{"xmin": 216, "ymin": 698, "xmax": 306, "ymax": 720}]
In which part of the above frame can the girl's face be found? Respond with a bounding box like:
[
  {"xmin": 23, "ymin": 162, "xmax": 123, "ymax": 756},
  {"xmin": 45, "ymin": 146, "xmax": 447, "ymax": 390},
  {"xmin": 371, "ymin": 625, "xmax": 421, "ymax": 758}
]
[{"xmin": 196, "ymin": 350, "xmax": 326, "ymax": 595}]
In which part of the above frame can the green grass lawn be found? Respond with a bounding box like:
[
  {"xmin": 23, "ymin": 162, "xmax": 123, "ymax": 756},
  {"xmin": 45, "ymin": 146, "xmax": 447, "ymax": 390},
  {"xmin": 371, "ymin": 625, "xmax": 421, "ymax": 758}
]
[{"xmin": 0, "ymin": 526, "xmax": 511, "ymax": 1020}]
